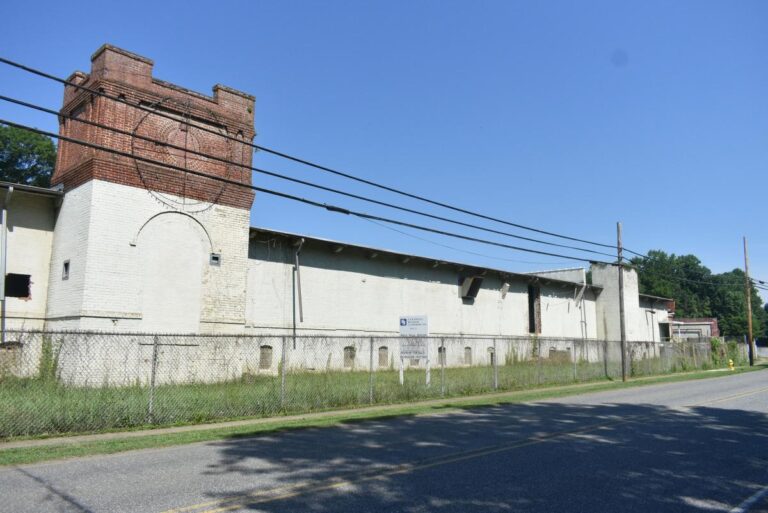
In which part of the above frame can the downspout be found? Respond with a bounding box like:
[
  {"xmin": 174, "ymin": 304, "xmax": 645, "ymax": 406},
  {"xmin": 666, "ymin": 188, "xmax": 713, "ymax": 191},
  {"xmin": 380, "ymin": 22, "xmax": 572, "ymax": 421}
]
[
  {"xmin": 576, "ymin": 269, "xmax": 588, "ymax": 360},
  {"xmin": 292, "ymin": 238, "xmax": 305, "ymax": 349},
  {"xmin": 0, "ymin": 186, "xmax": 13, "ymax": 345}
]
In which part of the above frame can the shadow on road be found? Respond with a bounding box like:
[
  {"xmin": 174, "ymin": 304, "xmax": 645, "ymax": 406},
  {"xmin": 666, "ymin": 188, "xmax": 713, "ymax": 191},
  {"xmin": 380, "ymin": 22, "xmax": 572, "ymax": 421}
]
[{"xmin": 199, "ymin": 401, "xmax": 768, "ymax": 512}]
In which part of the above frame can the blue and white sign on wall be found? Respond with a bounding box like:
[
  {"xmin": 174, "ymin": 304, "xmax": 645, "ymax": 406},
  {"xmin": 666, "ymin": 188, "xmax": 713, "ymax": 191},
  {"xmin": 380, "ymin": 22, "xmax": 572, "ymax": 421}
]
[{"xmin": 399, "ymin": 315, "xmax": 429, "ymax": 337}]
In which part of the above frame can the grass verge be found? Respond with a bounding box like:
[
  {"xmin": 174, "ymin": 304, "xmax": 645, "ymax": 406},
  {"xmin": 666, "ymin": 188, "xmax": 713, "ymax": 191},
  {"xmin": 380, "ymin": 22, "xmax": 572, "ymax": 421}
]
[{"xmin": 1, "ymin": 364, "xmax": 764, "ymax": 467}]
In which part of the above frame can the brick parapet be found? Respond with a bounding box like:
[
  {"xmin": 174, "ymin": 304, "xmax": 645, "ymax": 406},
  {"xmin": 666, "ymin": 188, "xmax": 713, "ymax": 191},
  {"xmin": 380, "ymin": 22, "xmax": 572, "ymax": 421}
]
[{"xmin": 54, "ymin": 45, "xmax": 256, "ymax": 211}]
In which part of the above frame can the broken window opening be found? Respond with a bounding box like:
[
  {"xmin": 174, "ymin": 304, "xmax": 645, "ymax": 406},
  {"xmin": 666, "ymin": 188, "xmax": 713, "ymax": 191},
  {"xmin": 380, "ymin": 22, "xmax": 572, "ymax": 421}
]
[
  {"xmin": 5, "ymin": 274, "xmax": 31, "ymax": 299},
  {"xmin": 528, "ymin": 285, "xmax": 541, "ymax": 334}
]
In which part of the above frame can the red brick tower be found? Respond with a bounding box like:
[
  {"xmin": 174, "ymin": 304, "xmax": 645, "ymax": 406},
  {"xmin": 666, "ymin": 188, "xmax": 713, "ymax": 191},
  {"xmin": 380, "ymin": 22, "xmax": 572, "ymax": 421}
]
[
  {"xmin": 46, "ymin": 45, "xmax": 257, "ymax": 332},
  {"xmin": 54, "ymin": 44, "xmax": 255, "ymax": 211}
]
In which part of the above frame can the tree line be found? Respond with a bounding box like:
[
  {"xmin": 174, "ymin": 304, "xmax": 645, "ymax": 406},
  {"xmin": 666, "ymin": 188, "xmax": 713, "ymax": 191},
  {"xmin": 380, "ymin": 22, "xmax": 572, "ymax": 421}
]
[{"xmin": 631, "ymin": 250, "xmax": 767, "ymax": 339}]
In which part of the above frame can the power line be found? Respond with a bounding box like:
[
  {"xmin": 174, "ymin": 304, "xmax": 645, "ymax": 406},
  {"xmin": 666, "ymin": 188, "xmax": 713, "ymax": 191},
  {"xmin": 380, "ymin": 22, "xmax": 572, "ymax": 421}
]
[
  {"xmin": 0, "ymin": 117, "xmax": 614, "ymax": 265},
  {"xmin": 360, "ymin": 217, "xmax": 581, "ymax": 266},
  {"xmin": 0, "ymin": 55, "xmax": 624, "ymax": 252},
  {"xmin": 0, "ymin": 94, "xmax": 616, "ymax": 259}
]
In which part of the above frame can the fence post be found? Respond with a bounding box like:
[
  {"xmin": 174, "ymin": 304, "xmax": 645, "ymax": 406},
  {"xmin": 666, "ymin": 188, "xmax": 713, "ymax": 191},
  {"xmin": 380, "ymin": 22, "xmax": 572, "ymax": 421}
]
[
  {"xmin": 280, "ymin": 336, "xmax": 287, "ymax": 409},
  {"xmin": 537, "ymin": 338, "xmax": 542, "ymax": 385},
  {"xmin": 603, "ymin": 340, "xmax": 609, "ymax": 378},
  {"xmin": 692, "ymin": 341, "xmax": 698, "ymax": 369},
  {"xmin": 493, "ymin": 338, "xmax": 498, "ymax": 390},
  {"xmin": 147, "ymin": 335, "xmax": 159, "ymax": 424},
  {"xmin": 369, "ymin": 337, "xmax": 374, "ymax": 404},
  {"xmin": 440, "ymin": 338, "xmax": 445, "ymax": 397},
  {"xmin": 572, "ymin": 340, "xmax": 578, "ymax": 382}
]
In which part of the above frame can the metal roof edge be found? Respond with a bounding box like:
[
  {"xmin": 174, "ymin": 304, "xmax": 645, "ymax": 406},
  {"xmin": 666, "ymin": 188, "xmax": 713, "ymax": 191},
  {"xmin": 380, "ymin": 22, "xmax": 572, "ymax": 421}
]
[
  {"xmin": 0, "ymin": 181, "xmax": 64, "ymax": 199},
  {"xmin": 249, "ymin": 226, "xmax": 604, "ymax": 292}
]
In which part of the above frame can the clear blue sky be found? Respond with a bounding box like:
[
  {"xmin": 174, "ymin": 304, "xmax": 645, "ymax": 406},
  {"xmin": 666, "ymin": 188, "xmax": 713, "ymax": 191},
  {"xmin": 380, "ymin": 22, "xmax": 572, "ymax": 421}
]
[{"xmin": 2, "ymin": 0, "xmax": 767, "ymax": 300}]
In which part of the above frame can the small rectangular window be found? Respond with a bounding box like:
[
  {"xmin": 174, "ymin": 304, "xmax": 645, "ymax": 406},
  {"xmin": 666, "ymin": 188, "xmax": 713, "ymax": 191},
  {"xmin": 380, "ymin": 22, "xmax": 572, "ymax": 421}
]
[
  {"xmin": 5, "ymin": 274, "xmax": 31, "ymax": 298},
  {"xmin": 62, "ymin": 260, "xmax": 70, "ymax": 280},
  {"xmin": 210, "ymin": 253, "xmax": 221, "ymax": 266}
]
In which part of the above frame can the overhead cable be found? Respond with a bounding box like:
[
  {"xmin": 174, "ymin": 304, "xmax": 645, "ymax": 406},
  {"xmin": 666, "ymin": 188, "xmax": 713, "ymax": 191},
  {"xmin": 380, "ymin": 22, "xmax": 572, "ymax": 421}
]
[
  {"xmin": 0, "ymin": 94, "xmax": 616, "ymax": 258},
  {"xmin": 0, "ymin": 118, "xmax": 614, "ymax": 265},
  {"xmin": 0, "ymin": 55, "xmax": 625, "ymax": 252}
]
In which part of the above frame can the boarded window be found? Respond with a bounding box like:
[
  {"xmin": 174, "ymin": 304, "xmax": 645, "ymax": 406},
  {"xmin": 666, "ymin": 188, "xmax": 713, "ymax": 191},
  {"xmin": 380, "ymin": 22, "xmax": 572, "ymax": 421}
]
[
  {"xmin": 438, "ymin": 346, "xmax": 446, "ymax": 365},
  {"xmin": 378, "ymin": 346, "xmax": 388, "ymax": 367},
  {"xmin": 528, "ymin": 285, "xmax": 541, "ymax": 334},
  {"xmin": 464, "ymin": 346, "xmax": 472, "ymax": 365},
  {"xmin": 5, "ymin": 274, "xmax": 31, "ymax": 298},
  {"xmin": 344, "ymin": 346, "xmax": 356, "ymax": 368},
  {"xmin": 259, "ymin": 345, "xmax": 273, "ymax": 369}
]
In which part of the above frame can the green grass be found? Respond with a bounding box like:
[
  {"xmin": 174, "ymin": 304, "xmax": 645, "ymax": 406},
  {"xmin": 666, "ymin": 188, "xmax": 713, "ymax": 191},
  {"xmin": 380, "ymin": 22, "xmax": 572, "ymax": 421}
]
[
  {"xmin": 0, "ymin": 359, "xmax": 627, "ymax": 439},
  {"xmin": 0, "ymin": 364, "xmax": 764, "ymax": 467},
  {"xmin": 0, "ymin": 354, "xmax": 743, "ymax": 440}
]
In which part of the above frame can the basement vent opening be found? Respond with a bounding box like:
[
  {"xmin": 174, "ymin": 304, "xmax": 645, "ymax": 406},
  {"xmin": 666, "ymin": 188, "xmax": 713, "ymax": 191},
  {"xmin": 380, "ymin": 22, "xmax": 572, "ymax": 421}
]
[
  {"xmin": 259, "ymin": 345, "xmax": 273, "ymax": 370},
  {"xmin": 438, "ymin": 346, "xmax": 446, "ymax": 366},
  {"xmin": 210, "ymin": 253, "xmax": 221, "ymax": 266},
  {"xmin": 378, "ymin": 346, "xmax": 389, "ymax": 367},
  {"xmin": 5, "ymin": 274, "xmax": 31, "ymax": 298},
  {"xmin": 343, "ymin": 346, "xmax": 356, "ymax": 368}
]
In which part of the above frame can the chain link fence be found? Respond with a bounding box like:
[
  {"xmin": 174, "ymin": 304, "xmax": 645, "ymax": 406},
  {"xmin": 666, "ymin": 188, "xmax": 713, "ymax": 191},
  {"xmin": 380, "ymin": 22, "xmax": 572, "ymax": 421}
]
[{"xmin": 0, "ymin": 330, "xmax": 749, "ymax": 439}]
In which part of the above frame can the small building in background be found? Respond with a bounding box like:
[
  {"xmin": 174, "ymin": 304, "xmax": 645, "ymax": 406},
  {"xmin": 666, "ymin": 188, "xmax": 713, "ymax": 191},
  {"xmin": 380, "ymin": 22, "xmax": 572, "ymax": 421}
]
[{"xmin": 669, "ymin": 318, "xmax": 720, "ymax": 341}]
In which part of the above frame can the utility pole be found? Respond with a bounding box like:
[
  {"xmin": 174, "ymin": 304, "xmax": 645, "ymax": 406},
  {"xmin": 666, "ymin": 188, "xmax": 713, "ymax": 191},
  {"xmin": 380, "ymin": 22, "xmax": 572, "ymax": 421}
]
[
  {"xmin": 617, "ymin": 222, "xmax": 628, "ymax": 382},
  {"xmin": 743, "ymin": 236, "xmax": 755, "ymax": 366}
]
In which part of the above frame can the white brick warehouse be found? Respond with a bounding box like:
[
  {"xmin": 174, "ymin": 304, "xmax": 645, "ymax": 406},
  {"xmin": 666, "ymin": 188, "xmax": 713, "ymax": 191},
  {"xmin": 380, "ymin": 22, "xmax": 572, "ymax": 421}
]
[{"xmin": 0, "ymin": 45, "xmax": 677, "ymax": 384}]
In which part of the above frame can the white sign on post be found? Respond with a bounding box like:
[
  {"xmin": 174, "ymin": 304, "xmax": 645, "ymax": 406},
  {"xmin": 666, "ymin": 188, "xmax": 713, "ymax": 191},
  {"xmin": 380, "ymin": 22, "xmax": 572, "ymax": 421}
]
[{"xmin": 398, "ymin": 315, "xmax": 430, "ymax": 386}]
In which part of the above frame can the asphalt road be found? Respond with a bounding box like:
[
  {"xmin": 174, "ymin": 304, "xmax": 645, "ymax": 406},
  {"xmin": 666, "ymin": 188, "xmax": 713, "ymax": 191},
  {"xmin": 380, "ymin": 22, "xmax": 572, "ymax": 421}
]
[{"xmin": 2, "ymin": 371, "xmax": 768, "ymax": 513}]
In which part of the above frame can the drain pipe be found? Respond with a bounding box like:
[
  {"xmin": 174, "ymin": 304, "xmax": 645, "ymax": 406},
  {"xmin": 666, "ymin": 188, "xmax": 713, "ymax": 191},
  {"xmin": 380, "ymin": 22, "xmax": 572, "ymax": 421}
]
[
  {"xmin": 0, "ymin": 186, "xmax": 13, "ymax": 345},
  {"xmin": 292, "ymin": 238, "xmax": 305, "ymax": 349},
  {"xmin": 575, "ymin": 268, "xmax": 588, "ymax": 359}
]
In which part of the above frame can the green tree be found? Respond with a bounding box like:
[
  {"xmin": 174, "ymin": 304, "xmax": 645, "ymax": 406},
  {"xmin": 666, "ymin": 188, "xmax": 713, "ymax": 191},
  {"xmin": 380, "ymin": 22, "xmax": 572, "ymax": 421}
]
[
  {"xmin": 710, "ymin": 269, "xmax": 768, "ymax": 338},
  {"xmin": 0, "ymin": 124, "xmax": 56, "ymax": 187},
  {"xmin": 632, "ymin": 250, "xmax": 714, "ymax": 317},
  {"xmin": 632, "ymin": 250, "xmax": 768, "ymax": 338}
]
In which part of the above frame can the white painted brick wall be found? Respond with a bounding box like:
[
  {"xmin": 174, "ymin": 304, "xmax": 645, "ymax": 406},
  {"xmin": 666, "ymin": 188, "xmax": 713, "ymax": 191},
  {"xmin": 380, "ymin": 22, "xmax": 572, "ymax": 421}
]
[
  {"xmin": 3, "ymin": 193, "xmax": 56, "ymax": 330},
  {"xmin": 45, "ymin": 180, "xmax": 250, "ymax": 331},
  {"xmin": 245, "ymin": 240, "xmax": 598, "ymax": 338}
]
